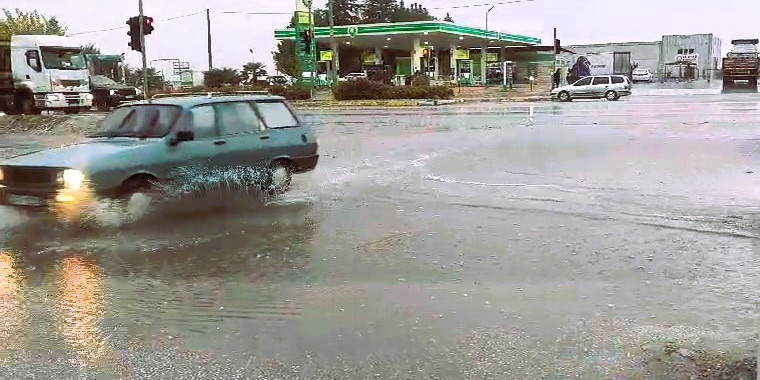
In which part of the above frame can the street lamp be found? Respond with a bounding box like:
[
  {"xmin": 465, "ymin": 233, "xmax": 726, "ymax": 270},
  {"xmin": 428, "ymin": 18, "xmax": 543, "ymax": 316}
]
[
  {"xmin": 249, "ymin": 48, "xmax": 255, "ymax": 63},
  {"xmin": 483, "ymin": 6, "xmax": 495, "ymax": 86}
]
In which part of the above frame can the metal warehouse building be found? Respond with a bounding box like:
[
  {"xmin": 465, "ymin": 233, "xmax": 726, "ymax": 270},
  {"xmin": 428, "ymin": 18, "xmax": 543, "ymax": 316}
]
[{"xmin": 566, "ymin": 33, "xmax": 722, "ymax": 81}]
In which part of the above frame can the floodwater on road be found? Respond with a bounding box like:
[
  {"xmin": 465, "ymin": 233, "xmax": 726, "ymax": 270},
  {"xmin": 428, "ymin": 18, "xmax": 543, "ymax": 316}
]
[{"xmin": 0, "ymin": 92, "xmax": 758, "ymax": 378}]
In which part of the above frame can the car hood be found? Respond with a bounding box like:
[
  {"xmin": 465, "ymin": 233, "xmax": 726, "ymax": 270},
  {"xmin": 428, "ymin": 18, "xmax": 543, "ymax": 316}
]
[{"xmin": 1, "ymin": 138, "xmax": 151, "ymax": 170}]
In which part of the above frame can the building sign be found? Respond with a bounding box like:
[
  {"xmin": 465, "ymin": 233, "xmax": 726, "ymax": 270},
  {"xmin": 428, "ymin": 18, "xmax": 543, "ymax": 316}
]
[
  {"xmin": 454, "ymin": 49, "xmax": 470, "ymax": 60},
  {"xmin": 675, "ymin": 53, "xmax": 698, "ymax": 62},
  {"xmin": 347, "ymin": 26, "xmax": 359, "ymax": 38},
  {"xmin": 486, "ymin": 53, "xmax": 498, "ymax": 62},
  {"xmin": 320, "ymin": 50, "xmax": 334, "ymax": 61}
]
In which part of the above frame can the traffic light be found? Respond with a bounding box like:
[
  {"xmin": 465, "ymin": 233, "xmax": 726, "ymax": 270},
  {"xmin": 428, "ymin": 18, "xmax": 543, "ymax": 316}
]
[
  {"xmin": 143, "ymin": 16, "xmax": 154, "ymax": 35},
  {"xmin": 126, "ymin": 16, "xmax": 141, "ymax": 52},
  {"xmin": 301, "ymin": 30, "xmax": 313, "ymax": 53}
]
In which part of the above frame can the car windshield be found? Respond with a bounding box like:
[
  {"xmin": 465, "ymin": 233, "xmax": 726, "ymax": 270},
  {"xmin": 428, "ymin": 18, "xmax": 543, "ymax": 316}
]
[
  {"xmin": 40, "ymin": 47, "xmax": 86, "ymax": 70},
  {"xmin": 90, "ymin": 105, "xmax": 181, "ymax": 138},
  {"xmin": 633, "ymin": 69, "xmax": 647, "ymax": 74}
]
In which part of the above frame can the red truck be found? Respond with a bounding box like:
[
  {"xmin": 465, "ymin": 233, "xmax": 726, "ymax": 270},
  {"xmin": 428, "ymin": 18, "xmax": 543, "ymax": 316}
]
[{"xmin": 722, "ymin": 39, "xmax": 759, "ymax": 91}]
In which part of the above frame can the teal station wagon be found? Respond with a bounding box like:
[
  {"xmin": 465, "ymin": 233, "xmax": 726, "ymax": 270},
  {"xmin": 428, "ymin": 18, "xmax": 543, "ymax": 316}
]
[{"xmin": 0, "ymin": 94, "xmax": 319, "ymax": 207}]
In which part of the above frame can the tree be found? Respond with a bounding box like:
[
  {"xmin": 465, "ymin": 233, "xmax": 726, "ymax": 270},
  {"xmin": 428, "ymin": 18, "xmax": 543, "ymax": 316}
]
[
  {"xmin": 204, "ymin": 67, "xmax": 242, "ymax": 88},
  {"xmin": 443, "ymin": 12, "xmax": 454, "ymax": 22},
  {"xmin": 332, "ymin": 0, "xmax": 361, "ymax": 25},
  {"xmin": 81, "ymin": 43, "xmax": 100, "ymax": 55},
  {"xmin": 0, "ymin": 8, "xmax": 67, "ymax": 38},
  {"xmin": 362, "ymin": 0, "xmax": 398, "ymax": 23},
  {"xmin": 391, "ymin": 1, "xmax": 435, "ymax": 22},
  {"xmin": 273, "ymin": 41, "xmax": 299, "ymax": 78},
  {"xmin": 126, "ymin": 67, "xmax": 165, "ymax": 91},
  {"xmin": 241, "ymin": 62, "xmax": 267, "ymax": 85}
]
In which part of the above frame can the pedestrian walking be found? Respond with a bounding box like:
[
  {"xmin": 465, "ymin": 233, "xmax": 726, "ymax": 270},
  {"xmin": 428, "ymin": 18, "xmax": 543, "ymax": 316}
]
[{"xmin": 552, "ymin": 68, "xmax": 561, "ymax": 89}]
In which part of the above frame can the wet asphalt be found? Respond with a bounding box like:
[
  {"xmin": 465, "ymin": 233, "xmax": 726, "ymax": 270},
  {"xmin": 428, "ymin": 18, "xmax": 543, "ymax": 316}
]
[{"xmin": 0, "ymin": 90, "xmax": 758, "ymax": 378}]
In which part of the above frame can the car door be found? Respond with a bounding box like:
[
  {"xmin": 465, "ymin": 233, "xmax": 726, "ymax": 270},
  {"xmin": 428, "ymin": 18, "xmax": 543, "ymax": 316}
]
[
  {"xmin": 163, "ymin": 105, "xmax": 227, "ymax": 179},
  {"xmin": 570, "ymin": 76, "xmax": 593, "ymax": 98},
  {"xmin": 214, "ymin": 101, "xmax": 268, "ymax": 169},
  {"xmin": 591, "ymin": 76, "xmax": 611, "ymax": 98}
]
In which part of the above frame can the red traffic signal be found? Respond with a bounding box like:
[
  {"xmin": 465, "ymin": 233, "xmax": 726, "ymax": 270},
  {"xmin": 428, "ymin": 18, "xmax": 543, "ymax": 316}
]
[{"xmin": 143, "ymin": 16, "xmax": 154, "ymax": 35}]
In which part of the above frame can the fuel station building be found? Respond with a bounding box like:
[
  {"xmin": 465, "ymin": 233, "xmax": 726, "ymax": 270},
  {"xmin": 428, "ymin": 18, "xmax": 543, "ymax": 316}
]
[{"xmin": 274, "ymin": 20, "xmax": 541, "ymax": 85}]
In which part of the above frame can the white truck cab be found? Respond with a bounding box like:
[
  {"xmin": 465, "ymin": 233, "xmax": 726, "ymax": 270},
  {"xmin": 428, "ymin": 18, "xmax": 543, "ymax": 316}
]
[{"xmin": 0, "ymin": 35, "xmax": 93, "ymax": 114}]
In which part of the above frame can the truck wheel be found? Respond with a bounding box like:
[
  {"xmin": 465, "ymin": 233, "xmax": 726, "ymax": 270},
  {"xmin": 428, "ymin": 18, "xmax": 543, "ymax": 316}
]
[{"xmin": 17, "ymin": 95, "xmax": 40, "ymax": 115}]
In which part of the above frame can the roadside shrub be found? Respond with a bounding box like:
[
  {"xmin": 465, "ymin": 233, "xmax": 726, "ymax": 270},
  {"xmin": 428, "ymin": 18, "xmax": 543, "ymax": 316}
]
[
  {"xmin": 269, "ymin": 85, "xmax": 312, "ymax": 100},
  {"xmin": 334, "ymin": 79, "xmax": 453, "ymax": 100}
]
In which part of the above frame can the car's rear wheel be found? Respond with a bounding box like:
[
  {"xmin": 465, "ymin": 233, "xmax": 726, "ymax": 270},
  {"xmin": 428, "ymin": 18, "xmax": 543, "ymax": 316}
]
[
  {"xmin": 557, "ymin": 91, "xmax": 571, "ymax": 102},
  {"xmin": 605, "ymin": 90, "xmax": 619, "ymax": 101}
]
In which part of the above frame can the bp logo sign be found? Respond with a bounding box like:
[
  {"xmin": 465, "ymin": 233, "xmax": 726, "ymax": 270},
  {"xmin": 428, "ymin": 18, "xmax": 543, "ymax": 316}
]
[{"xmin": 347, "ymin": 26, "xmax": 358, "ymax": 38}]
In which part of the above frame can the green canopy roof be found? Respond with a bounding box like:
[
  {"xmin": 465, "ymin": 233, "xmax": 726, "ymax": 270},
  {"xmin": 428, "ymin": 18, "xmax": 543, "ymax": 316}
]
[{"xmin": 275, "ymin": 20, "xmax": 540, "ymax": 47}]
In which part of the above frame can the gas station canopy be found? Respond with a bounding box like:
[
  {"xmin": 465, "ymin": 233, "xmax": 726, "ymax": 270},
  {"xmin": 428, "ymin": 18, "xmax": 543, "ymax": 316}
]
[{"xmin": 274, "ymin": 20, "xmax": 541, "ymax": 50}]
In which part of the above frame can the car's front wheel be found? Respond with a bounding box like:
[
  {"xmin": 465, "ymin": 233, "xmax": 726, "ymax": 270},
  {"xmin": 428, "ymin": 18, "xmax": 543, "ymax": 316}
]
[
  {"xmin": 557, "ymin": 91, "xmax": 571, "ymax": 102},
  {"xmin": 264, "ymin": 161, "xmax": 293, "ymax": 196}
]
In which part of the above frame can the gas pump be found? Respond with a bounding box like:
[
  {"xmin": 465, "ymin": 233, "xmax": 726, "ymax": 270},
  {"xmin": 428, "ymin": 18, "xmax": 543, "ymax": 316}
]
[{"xmin": 458, "ymin": 60, "xmax": 473, "ymax": 85}]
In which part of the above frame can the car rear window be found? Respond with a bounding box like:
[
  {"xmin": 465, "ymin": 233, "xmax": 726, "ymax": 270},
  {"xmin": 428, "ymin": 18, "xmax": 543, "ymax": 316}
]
[
  {"xmin": 255, "ymin": 102, "xmax": 299, "ymax": 128},
  {"xmin": 612, "ymin": 76, "xmax": 625, "ymax": 84}
]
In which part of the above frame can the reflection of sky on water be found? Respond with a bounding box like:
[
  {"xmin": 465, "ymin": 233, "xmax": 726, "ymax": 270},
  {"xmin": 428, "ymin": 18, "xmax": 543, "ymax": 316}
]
[
  {"xmin": 0, "ymin": 252, "xmax": 25, "ymax": 359},
  {"xmin": 55, "ymin": 256, "xmax": 112, "ymax": 368}
]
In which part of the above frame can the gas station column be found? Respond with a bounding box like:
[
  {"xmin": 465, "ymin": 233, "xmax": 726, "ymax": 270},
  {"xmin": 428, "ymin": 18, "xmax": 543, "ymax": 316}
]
[
  {"xmin": 450, "ymin": 44, "xmax": 458, "ymax": 80},
  {"xmin": 412, "ymin": 38, "xmax": 422, "ymax": 74},
  {"xmin": 374, "ymin": 47, "xmax": 384, "ymax": 64},
  {"xmin": 481, "ymin": 47, "xmax": 487, "ymax": 85}
]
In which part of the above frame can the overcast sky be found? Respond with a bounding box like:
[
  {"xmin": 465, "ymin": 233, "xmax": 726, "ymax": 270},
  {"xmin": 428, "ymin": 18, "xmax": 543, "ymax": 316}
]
[{"xmin": 6, "ymin": 0, "xmax": 760, "ymax": 75}]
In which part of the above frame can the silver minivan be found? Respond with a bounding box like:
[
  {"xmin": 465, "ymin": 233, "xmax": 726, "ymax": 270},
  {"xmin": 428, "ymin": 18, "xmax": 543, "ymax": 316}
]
[{"xmin": 551, "ymin": 75, "xmax": 632, "ymax": 102}]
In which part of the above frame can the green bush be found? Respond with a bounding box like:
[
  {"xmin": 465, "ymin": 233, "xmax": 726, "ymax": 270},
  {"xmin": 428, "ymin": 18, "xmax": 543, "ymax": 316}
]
[
  {"xmin": 269, "ymin": 85, "xmax": 312, "ymax": 100},
  {"xmin": 333, "ymin": 79, "xmax": 453, "ymax": 100}
]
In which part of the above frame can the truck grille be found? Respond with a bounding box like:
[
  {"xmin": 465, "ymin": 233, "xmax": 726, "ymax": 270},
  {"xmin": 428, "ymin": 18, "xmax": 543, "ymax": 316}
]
[
  {"xmin": 65, "ymin": 94, "xmax": 82, "ymax": 105},
  {"xmin": 2, "ymin": 167, "xmax": 59, "ymax": 186}
]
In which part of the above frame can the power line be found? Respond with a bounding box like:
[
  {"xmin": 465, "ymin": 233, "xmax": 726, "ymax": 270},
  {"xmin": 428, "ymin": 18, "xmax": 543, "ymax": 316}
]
[
  {"xmin": 219, "ymin": 11, "xmax": 291, "ymax": 15},
  {"xmin": 68, "ymin": 11, "xmax": 204, "ymax": 36},
  {"xmin": 429, "ymin": 0, "xmax": 538, "ymax": 10}
]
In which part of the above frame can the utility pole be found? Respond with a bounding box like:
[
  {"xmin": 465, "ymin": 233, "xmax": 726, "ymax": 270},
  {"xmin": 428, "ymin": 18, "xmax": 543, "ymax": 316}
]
[
  {"xmin": 206, "ymin": 9, "xmax": 213, "ymax": 70},
  {"xmin": 139, "ymin": 0, "xmax": 149, "ymax": 101},
  {"xmin": 327, "ymin": 0, "xmax": 340, "ymax": 84}
]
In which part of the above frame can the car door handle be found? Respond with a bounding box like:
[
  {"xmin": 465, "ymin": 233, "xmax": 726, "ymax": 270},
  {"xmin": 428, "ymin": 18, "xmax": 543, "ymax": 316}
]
[
  {"xmin": 259, "ymin": 135, "xmax": 270, "ymax": 140},
  {"xmin": 214, "ymin": 140, "xmax": 226, "ymax": 145}
]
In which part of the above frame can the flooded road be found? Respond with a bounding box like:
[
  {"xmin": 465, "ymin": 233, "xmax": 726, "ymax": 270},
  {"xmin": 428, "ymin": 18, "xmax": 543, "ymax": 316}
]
[{"xmin": 0, "ymin": 92, "xmax": 758, "ymax": 378}]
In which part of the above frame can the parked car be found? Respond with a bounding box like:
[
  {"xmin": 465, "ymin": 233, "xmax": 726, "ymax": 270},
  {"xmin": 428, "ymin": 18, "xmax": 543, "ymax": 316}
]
[
  {"xmin": 632, "ymin": 68, "xmax": 654, "ymax": 82},
  {"xmin": 0, "ymin": 94, "xmax": 319, "ymax": 208},
  {"xmin": 267, "ymin": 76, "xmax": 291, "ymax": 86},
  {"xmin": 90, "ymin": 75, "xmax": 143, "ymax": 111},
  {"xmin": 550, "ymin": 75, "xmax": 632, "ymax": 102},
  {"xmin": 338, "ymin": 72, "xmax": 368, "ymax": 82}
]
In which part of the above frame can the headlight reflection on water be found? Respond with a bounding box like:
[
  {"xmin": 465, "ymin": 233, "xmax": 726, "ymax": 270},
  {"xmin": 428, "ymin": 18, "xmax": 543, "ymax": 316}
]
[
  {"xmin": 56, "ymin": 256, "xmax": 113, "ymax": 368},
  {"xmin": 0, "ymin": 253, "xmax": 25, "ymax": 356}
]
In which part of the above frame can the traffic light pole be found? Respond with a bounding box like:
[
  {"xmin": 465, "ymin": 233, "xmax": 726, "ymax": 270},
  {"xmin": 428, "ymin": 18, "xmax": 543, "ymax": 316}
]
[{"xmin": 139, "ymin": 0, "xmax": 149, "ymax": 101}]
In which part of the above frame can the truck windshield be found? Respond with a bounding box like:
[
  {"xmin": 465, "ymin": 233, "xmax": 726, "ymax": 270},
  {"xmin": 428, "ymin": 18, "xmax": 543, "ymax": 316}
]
[
  {"xmin": 90, "ymin": 105, "xmax": 181, "ymax": 138},
  {"xmin": 40, "ymin": 47, "xmax": 86, "ymax": 70}
]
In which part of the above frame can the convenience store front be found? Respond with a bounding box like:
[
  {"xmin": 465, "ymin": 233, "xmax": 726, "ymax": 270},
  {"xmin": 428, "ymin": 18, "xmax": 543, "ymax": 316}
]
[{"xmin": 274, "ymin": 21, "xmax": 540, "ymax": 85}]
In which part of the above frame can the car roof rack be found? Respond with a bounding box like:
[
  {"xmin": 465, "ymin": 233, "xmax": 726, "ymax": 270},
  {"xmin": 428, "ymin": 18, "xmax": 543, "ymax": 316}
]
[{"xmin": 151, "ymin": 90, "xmax": 271, "ymax": 100}]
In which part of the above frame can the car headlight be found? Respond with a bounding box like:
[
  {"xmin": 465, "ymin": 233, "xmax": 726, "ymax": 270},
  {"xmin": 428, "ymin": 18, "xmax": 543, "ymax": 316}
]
[
  {"xmin": 84, "ymin": 93, "xmax": 94, "ymax": 101},
  {"xmin": 59, "ymin": 169, "xmax": 85, "ymax": 190}
]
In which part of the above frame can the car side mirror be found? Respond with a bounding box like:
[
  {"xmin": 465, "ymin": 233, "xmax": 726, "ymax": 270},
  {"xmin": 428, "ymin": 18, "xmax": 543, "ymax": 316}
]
[{"xmin": 170, "ymin": 130, "xmax": 194, "ymax": 145}]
